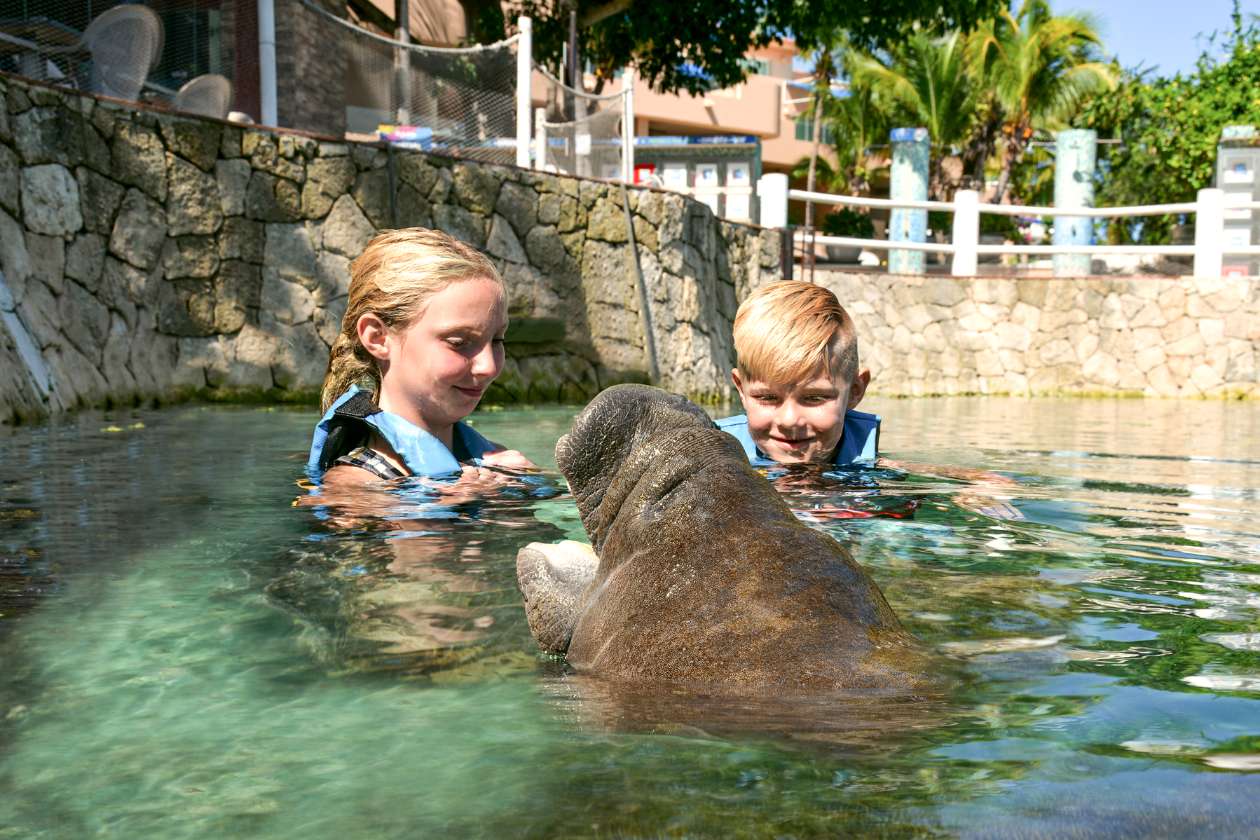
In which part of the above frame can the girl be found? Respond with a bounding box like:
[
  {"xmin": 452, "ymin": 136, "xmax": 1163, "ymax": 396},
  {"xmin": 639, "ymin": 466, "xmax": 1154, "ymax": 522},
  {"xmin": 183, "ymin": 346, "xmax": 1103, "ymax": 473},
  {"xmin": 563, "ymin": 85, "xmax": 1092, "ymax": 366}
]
[{"xmin": 307, "ymin": 227, "xmax": 534, "ymax": 487}]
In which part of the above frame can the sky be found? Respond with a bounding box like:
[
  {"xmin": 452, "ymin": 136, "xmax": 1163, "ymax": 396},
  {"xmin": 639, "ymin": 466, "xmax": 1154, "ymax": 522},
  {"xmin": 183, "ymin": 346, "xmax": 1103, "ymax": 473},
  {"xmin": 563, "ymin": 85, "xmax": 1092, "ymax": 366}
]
[{"xmin": 1057, "ymin": 0, "xmax": 1255, "ymax": 77}]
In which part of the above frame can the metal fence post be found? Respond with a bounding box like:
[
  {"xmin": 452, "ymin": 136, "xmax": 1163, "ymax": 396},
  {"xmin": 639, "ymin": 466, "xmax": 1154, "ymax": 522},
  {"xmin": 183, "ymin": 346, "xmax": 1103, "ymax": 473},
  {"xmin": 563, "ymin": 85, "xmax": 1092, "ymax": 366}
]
[
  {"xmin": 951, "ymin": 189, "xmax": 979, "ymax": 276},
  {"xmin": 515, "ymin": 16, "xmax": 533, "ymax": 168},
  {"xmin": 889, "ymin": 127, "xmax": 929, "ymax": 274},
  {"xmin": 534, "ymin": 107, "xmax": 546, "ymax": 171},
  {"xmin": 622, "ymin": 67, "xmax": 635, "ymax": 183},
  {"xmin": 1194, "ymin": 188, "xmax": 1225, "ymax": 278},
  {"xmin": 1053, "ymin": 128, "xmax": 1097, "ymax": 277}
]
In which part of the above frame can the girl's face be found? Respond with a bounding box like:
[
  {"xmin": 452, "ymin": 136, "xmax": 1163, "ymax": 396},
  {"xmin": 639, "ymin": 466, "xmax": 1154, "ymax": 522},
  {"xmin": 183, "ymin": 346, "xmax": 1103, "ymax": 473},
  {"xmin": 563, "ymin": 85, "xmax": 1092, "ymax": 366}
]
[{"xmin": 374, "ymin": 276, "xmax": 507, "ymax": 432}]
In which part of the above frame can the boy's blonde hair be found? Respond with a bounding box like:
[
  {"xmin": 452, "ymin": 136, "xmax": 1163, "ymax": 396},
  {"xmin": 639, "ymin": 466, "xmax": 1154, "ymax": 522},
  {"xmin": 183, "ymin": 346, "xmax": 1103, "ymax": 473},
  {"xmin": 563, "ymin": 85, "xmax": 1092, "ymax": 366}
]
[
  {"xmin": 320, "ymin": 227, "xmax": 502, "ymax": 411},
  {"xmin": 733, "ymin": 280, "xmax": 858, "ymax": 385}
]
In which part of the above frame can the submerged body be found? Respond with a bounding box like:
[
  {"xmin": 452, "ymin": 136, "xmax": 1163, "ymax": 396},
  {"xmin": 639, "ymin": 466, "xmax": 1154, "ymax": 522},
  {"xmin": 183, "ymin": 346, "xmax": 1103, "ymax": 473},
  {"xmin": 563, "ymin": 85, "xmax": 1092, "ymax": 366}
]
[{"xmin": 517, "ymin": 384, "xmax": 933, "ymax": 694}]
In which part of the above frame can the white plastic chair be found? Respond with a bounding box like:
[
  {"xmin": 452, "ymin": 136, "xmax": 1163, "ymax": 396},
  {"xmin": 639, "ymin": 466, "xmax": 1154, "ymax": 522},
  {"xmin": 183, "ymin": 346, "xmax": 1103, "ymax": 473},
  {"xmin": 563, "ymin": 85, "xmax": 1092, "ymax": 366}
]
[
  {"xmin": 46, "ymin": 5, "xmax": 163, "ymax": 102},
  {"xmin": 173, "ymin": 73, "xmax": 232, "ymax": 119}
]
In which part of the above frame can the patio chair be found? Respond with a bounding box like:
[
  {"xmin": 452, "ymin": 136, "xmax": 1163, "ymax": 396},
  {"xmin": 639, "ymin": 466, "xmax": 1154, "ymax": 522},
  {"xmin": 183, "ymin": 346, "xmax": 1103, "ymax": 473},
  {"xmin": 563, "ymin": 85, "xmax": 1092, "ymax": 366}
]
[
  {"xmin": 173, "ymin": 73, "xmax": 232, "ymax": 119},
  {"xmin": 45, "ymin": 5, "xmax": 163, "ymax": 102}
]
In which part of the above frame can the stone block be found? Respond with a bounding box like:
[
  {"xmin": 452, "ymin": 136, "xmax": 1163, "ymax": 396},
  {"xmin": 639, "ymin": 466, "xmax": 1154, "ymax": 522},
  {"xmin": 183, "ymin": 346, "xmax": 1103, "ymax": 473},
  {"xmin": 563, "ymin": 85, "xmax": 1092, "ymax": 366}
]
[
  {"xmin": 1166, "ymin": 330, "xmax": 1205, "ymax": 358},
  {"xmin": 59, "ymin": 279, "xmax": 111, "ymax": 362},
  {"xmin": 155, "ymin": 277, "xmax": 219, "ymax": 337},
  {"xmin": 26, "ymin": 232, "xmax": 65, "ymax": 295},
  {"xmin": 1198, "ymin": 318, "xmax": 1225, "ymax": 345},
  {"xmin": 101, "ymin": 314, "xmax": 138, "ymax": 394},
  {"xmin": 158, "ymin": 116, "xmax": 220, "ymax": 172},
  {"xmin": 301, "ymin": 156, "xmax": 356, "ymax": 219},
  {"xmin": 0, "ymin": 143, "xmax": 17, "ymax": 217},
  {"xmin": 452, "ymin": 162, "xmax": 500, "ymax": 215},
  {"xmin": 65, "ymin": 233, "xmax": 106, "ymax": 288},
  {"xmin": 396, "ymin": 153, "xmax": 436, "ymax": 196},
  {"xmin": 350, "ymin": 143, "xmax": 385, "ymax": 171},
  {"xmin": 111, "ymin": 122, "xmax": 167, "ymax": 201},
  {"xmin": 216, "ymin": 159, "xmax": 251, "ymax": 216},
  {"xmin": 21, "ymin": 164, "xmax": 82, "ymax": 235},
  {"xmin": 219, "ymin": 216, "xmax": 264, "ymax": 262},
  {"xmin": 75, "ymin": 166, "xmax": 125, "ymax": 235},
  {"xmin": 260, "ymin": 270, "xmax": 316, "ymax": 326},
  {"xmin": 245, "ymin": 132, "xmax": 305, "ymax": 182},
  {"xmin": 321, "ymin": 195, "xmax": 374, "ymax": 258},
  {"xmin": 110, "ymin": 189, "xmax": 167, "ymax": 270},
  {"xmin": 313, "ymin": 251, "xmax": 351, "ymax": 308},
  {"xmin": 162, "ymin": 236, "xmax": 220, "ymax": 279},
  {"xmin": 1157, "ymin": 283, "xmax": 1186, "ymax": 318},
  {"xmin": 99, "ymin": 257, "xmax": 145, "ymax": 328},
  {"xmin": 1190, "ymin": 363, "xmax": 1223, "ymax": 391},
  {"xmin": 1145, "ymin": 362, "xmax": 1179, "ymax": 397},
  {"xmin": 586, "ymin": 197, "xmax": 628, "ymax": 243},
  {"xmin": 44, "ymin": 341, "xmax": 110, "ymax": 411},
  {"xmin": 229, "ymin": 323, "xmax": 281, "ymax": 388},
  {"xmin": 994, "ymin": 320, "xmax": 1031, "ymax": 352},
  {"xmin": 351, "ymin": 167, "xmax": 392, "ymax": 228},
  {"xmin": 270, "ymin": 320, "xmax": 327, "ymax": 389},
  {"xmin": 245, "ymin": 171, "xmax": 302, "ymax": 222},
  {"xmin": 395, "ymin": 184, "xmax": 432, "ymax": 228},
  {"xmin": 166, "ymin": 155, "xmax": 223, "ymax": 236},
  {"xmin": 433, "ymin": 204, "xmax": 486, "ymax": 249},
  {"xmin": 220, "ymin": 125, "xmax": 243, "ymax": 159},
  {"xmin": 13, "ymin": 107, "xmax": 106, "ymax": 170},
  {"xmin": 265, "ymin": 221, "xmax": 319, "ymax": 284},
  {"xmin": 496, "ymin": 180, "xmax": 537, "ymax": 235},
  {"xmin": 486, "ymin": 214, "xmax": 526, "ymax": 263},
  {"xmin": 215, "ymin": 260, "xmax": 262, "ymax": 333}
]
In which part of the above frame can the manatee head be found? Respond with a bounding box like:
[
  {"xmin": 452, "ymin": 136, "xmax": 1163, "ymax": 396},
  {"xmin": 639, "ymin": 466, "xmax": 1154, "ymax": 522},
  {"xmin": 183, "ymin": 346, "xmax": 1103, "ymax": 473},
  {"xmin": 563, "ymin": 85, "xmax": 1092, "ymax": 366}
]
[{"xmin": 556, "ymin": 384, "xmax": 720, "ymax": 549}]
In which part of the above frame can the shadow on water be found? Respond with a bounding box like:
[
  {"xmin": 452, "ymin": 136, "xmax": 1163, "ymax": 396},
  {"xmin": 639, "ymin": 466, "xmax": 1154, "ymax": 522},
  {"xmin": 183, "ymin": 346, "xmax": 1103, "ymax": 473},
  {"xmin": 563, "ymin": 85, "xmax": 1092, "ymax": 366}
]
[{"xmin": 2, "ymin": 399, "xmax": 1260, "ymax": 837}]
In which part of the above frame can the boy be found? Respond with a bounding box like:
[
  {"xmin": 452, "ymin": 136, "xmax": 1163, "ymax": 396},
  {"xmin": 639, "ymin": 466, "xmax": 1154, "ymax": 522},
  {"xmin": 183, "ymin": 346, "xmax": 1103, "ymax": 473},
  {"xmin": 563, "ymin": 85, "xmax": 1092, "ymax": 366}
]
[
  {"xmin": 718, "ymin": 280, "xmax": 1020, "ymax": 517},
  {"xmin": 718, "ymin": 280, "xmax": 877, "ymax": 468}
]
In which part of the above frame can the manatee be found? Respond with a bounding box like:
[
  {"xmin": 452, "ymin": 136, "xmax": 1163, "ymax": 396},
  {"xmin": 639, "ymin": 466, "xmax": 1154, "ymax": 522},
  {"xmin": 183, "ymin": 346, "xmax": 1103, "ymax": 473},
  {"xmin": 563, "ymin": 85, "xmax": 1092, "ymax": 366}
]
[{"xmin": 516, "ymin": 384, "xmax": 935, "ymax": 695}]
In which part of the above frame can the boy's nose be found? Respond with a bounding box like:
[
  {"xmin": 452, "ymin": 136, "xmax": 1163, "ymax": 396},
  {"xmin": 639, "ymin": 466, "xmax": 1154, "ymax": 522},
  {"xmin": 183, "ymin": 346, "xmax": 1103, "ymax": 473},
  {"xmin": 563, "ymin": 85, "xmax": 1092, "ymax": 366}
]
[{"xmin": 774, "ymin": 401, "xmax": 802, "ymax": 428}]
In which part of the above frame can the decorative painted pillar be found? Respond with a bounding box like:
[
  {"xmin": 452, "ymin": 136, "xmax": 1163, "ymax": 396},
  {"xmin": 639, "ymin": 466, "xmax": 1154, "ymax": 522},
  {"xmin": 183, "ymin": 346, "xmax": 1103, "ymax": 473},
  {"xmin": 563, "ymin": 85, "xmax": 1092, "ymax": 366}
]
[
  {"xmin": 1053, "ymin": 128, "xmax": 1097, "ymax": 277},
  {"xmin": 888, "ymin": 127, "xmax": 929, "ymax": 274}
]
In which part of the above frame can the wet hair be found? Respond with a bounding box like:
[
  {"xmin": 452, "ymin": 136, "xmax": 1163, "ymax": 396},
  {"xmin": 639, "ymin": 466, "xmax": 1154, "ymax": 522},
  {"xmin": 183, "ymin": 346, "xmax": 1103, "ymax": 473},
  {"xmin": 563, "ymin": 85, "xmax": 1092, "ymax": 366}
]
[
  {"xmin": 733, "ymin": 280, "xmax": 859, "ymax": 386},
  {"xmin": 319, "ymin": 227, "xmax": 502, "ymax": 411}
]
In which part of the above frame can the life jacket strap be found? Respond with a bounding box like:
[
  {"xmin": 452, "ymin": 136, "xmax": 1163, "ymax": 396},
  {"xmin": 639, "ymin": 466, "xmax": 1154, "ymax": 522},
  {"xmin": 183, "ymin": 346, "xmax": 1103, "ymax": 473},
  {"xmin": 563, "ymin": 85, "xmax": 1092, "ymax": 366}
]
[{"xmin": 317, "ymin": 390, "xmax": 381, "ymax": 471}]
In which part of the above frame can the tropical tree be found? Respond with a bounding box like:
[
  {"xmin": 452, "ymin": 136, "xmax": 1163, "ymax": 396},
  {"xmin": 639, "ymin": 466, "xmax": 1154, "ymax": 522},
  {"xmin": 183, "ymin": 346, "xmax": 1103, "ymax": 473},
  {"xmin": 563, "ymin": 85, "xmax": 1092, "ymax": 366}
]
[
  {"xmin": 971, "ymin": 0, "xmax": 1116, "ymax": 204},
  {"xmin": 847, "ymin": 30, "xmax": 980, "ymax": 199},
  {"xmin": 822, "ymin": 79, "xmax": 891, "ymax": 196}
]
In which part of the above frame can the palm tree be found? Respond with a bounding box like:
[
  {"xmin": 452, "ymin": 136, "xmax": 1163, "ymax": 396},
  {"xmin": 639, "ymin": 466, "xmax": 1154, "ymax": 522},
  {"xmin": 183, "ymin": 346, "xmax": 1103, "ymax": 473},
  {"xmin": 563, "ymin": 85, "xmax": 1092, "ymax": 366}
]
[
  {"xmin": 972, "ymin": 0, "xmax": 1116, "ymax": 204},
  {"xmin": 847, "ymin": 30, "xmax": 981, "ymax": 200},
  {"xmin": 823, "ymin": 79, "xmax": 890, "ymax": 196}
]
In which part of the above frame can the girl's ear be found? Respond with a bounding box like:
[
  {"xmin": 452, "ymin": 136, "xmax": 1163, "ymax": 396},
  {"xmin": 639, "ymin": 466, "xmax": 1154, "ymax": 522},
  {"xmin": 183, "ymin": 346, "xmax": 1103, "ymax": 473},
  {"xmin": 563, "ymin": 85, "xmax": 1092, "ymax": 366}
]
[{"xmin": 357, "ymin": 313, "xmax": 391, "ymax": 362}]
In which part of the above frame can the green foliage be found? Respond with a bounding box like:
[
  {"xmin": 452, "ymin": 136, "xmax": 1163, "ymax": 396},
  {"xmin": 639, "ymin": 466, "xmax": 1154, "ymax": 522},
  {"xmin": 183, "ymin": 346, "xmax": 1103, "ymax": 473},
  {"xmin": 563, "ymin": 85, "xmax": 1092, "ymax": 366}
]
[
  {"xmin": 821, "ymin": 208, "xmax": 876, "ymax": 238},
  {"xmin": 514, "ymin": 0, "xmax": 1002, "ymax": 95},
  {"xmin": 1079, "ymin": 15, "xmax": 1260, "ymax": 242}
]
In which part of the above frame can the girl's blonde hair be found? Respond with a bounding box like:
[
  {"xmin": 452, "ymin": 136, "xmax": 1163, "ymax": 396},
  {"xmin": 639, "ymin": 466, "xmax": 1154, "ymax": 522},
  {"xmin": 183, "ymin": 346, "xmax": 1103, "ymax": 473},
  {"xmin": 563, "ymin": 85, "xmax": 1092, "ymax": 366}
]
[
  {"xmin": 320, "ymin": 227, "xmax": 502, "ymax": 411},
  {"xmin": 733, "ymin": 280, "xmax": 859, "ymax": 386}
]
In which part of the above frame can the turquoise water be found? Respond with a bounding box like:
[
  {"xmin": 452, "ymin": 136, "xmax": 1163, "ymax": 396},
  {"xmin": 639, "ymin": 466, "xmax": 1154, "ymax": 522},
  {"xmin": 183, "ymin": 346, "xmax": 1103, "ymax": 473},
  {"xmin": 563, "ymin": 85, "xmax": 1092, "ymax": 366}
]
[{"xmin": 2, "ymin": 398, "xmax": 1260, "ymax": 837}]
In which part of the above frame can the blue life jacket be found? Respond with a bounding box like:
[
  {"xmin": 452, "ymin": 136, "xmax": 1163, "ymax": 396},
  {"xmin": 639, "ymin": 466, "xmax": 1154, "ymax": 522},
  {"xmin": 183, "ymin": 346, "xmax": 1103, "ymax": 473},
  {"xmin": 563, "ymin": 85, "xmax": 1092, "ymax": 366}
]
[
  {"xmin": 715, "ymin": 410, "xmax": 881, "ymax": 467},
  {"xmin": 306, "ymin": 385, "xmax": 499, "ymax": 482}
]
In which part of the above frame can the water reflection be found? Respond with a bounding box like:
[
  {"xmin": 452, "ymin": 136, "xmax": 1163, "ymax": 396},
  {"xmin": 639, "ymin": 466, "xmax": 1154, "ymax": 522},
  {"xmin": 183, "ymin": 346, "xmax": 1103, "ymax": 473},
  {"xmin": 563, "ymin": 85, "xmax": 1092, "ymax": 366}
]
[{"xmin": 1, "ymin": 397, "xmax": 1260, "ymax": 836}]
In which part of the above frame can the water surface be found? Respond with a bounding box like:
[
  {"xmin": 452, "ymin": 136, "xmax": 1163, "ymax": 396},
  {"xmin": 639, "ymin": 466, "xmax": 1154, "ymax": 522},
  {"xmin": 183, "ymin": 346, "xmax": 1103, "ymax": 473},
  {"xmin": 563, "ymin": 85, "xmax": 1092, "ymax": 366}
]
[{"xmin": 2, "ymin": 397, "xmax": 1260, "ymax": 837}]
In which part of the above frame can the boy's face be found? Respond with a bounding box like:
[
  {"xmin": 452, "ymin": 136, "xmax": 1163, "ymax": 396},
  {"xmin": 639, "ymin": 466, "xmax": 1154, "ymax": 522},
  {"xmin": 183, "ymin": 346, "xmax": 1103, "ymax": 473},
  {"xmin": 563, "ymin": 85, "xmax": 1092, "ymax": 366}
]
[{"xmin": 731, "ymin": 366, "xmax": 870, "ymax": 465}]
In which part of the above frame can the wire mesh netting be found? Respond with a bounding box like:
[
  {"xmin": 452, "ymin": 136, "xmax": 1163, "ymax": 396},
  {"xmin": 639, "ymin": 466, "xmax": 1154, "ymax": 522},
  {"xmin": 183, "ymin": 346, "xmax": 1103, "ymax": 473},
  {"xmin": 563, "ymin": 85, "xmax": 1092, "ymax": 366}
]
[
  {"xmin": 535, "ymin": 64, "xmax": 628, "ymax": 180},
  {"xmin": 305, "ymin": 1, "xmax": 520, "ymax": 165},
  {"xmin": 0, "ymin": 0, "xmax": 236, "ymax": 118}
]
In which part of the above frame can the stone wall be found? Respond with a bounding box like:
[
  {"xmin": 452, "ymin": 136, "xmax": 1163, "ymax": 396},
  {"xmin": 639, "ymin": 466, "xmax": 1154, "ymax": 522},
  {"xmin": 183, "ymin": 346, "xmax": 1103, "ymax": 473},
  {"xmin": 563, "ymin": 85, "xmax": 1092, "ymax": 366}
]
[
  {"xmin": 819, "ymin": 271, "xmax": 1260, "ymax": 398},
  {"xmin": 0, "ymin": 73, "xmax": 780, "ymax": 423}
]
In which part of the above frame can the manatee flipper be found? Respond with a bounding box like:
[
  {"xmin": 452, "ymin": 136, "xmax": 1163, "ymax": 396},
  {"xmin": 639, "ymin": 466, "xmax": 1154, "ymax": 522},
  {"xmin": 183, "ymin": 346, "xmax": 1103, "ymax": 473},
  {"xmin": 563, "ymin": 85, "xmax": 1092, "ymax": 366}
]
[{"xmin": 516, "ymin": 540, "xmax": 600, "ymax": 655}]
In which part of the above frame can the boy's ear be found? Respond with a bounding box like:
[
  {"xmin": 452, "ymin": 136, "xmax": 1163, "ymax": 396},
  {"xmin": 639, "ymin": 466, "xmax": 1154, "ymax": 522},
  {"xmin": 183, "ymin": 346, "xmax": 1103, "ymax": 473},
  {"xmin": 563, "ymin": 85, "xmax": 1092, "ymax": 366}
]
[
  {"xmin": 848, "ymin": 368, "xmax": 871, "ymax": 410},
  {"xmin": 731, "ymin": 368, "xmax": 745, "ymax": 396},
  {"xmin": 357, "ymin": 313, "xmax": 392, "ymax": 362}
]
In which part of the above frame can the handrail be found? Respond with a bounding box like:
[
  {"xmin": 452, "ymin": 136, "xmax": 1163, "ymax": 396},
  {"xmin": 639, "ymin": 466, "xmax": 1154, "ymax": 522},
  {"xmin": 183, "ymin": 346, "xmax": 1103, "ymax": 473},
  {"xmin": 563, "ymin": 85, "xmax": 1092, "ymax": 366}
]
[
  {"xmin": 782, "ymin": 184, "xmax": 1258, "ymax": 278},
  {"xmin": 787, "ymin": 188, "xmax": 1256, "ymax": 218}
]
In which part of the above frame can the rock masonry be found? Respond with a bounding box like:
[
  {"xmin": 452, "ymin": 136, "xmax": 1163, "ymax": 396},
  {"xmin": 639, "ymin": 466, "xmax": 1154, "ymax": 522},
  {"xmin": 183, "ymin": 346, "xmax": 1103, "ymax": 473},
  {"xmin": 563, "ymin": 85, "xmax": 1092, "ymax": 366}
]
[{"xmin": 0, "ymin": 73, "xmax": 780, "ymax": 422}]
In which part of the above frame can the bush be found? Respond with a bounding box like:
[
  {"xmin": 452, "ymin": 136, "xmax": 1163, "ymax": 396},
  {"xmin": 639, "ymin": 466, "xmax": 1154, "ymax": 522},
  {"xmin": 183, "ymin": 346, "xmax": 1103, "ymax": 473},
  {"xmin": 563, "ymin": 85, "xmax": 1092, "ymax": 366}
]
[{"xmin": 820, "ymin": 208, "xmax": 875, "ymax": 239}]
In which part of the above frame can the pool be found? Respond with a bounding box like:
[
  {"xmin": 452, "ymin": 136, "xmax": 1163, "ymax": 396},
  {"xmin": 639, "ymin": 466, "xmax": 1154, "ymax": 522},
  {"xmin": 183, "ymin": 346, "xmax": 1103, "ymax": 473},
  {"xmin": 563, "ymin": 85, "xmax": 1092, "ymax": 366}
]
[{"xmin": 2, "ymin": 397, "xmax": 1260, "ymax": 837}]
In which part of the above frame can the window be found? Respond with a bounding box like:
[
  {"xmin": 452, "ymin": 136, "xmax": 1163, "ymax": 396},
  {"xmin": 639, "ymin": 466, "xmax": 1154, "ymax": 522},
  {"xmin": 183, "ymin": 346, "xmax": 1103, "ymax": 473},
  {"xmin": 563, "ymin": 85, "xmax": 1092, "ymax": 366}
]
[{"xmin": 794, "ymin": 117, "xmax": 834, "ymax": 145}]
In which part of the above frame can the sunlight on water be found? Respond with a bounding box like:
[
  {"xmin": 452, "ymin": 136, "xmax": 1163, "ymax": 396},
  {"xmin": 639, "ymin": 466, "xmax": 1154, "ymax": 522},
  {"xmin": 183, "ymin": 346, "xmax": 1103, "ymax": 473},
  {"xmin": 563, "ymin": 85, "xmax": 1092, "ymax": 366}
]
[{"xmin": 2, "ymin": 397, "xmax": 1260, "ymax": 837}]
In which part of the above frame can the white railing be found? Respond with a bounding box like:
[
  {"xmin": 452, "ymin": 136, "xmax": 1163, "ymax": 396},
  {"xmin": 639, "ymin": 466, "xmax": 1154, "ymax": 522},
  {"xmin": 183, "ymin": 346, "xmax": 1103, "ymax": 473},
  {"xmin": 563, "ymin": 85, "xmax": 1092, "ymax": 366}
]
[{"xmin": 777, "ymin": 186, "xmax": 1260, "ymax": 278}]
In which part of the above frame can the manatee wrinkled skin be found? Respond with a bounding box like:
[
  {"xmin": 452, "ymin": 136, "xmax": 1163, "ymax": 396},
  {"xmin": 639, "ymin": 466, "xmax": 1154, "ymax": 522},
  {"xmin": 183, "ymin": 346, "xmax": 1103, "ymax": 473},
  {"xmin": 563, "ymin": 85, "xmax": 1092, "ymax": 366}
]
[{"xmin": 517, "ymin": 384, "xmax": 933, "ymax": 694}]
